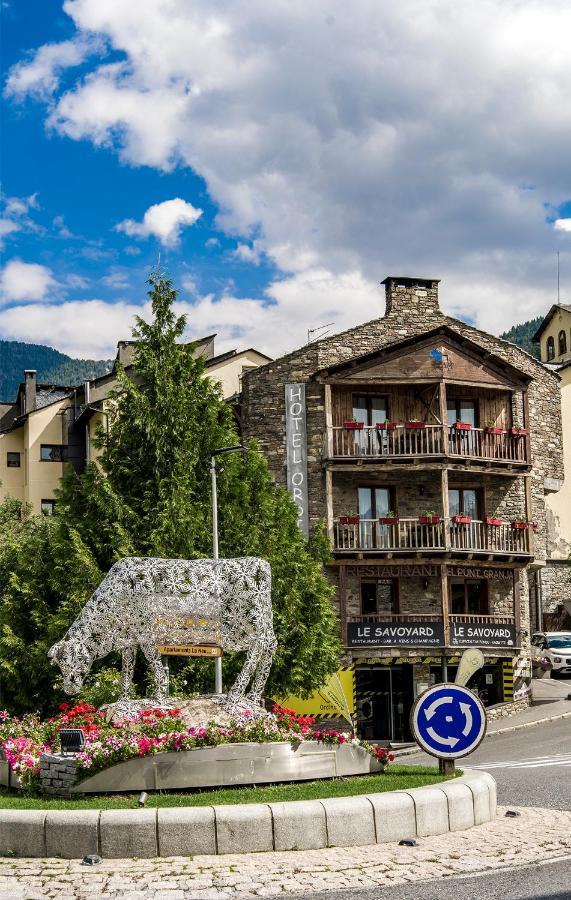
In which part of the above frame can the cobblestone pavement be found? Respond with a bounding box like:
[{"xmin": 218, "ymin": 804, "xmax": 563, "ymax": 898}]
[{"xmin": 2, "ymin": 806, "xmax": 570, "ymax": 900}]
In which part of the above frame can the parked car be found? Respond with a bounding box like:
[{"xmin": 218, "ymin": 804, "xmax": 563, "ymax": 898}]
[{"xmin": 531, "ymin": 631, "xmax": 571, "ymax": 678}]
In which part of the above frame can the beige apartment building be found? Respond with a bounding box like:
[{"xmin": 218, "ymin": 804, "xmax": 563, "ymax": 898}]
[
  {"xmin": 532, "ymin": 304, "xmax": 571, "ymax": 626},
  {"xmin": 0, "ymin": 336, "xmax": 270, "ymax": 514}
]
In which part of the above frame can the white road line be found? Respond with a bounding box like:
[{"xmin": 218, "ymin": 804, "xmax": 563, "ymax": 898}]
[{"xmin": 466, "ymin": 753, "xmax": 571, "ymax": 770}]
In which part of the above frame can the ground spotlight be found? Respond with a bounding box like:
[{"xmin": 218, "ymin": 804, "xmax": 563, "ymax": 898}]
[
  {"xmin": 138, "ymin": 791, "xmax": 148, "ymax": 806},
  {"xmin": 81, "ymin": 854, "xmax": 101, "ymax": 866}
]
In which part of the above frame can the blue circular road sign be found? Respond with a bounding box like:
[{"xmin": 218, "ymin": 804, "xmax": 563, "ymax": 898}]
[{"xmin": 410, "ymin": 683, "xmax": 487, "ymax": 759}]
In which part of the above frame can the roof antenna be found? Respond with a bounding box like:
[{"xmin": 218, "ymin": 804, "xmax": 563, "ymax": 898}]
[
  {"xmin": 307, "ymin": 322, "xmax": 335, "ymax": 344},
  {"xmin": 557, "ymin": 251, "xmax": 560, "ymax": 303}
]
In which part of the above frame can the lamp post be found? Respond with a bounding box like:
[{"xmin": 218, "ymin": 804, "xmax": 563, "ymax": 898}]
[{"xmin": 211, "ymin": 444, "xmax": 243, "ymax": 693}]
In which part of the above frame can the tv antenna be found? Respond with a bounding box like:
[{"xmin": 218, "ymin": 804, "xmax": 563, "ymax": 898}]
[
  {"xmin": 557, "ymin": 251, "xmax": 560, "ymax": 303},
  {"xmin": 307, "ymin": 322, "xmax": 335, "ymax": 343}
]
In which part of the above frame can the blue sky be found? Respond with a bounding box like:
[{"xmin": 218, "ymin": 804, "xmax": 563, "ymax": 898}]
[{"xmin": 1, "ymin": 0, "xmax": 570, "ymax": 359}]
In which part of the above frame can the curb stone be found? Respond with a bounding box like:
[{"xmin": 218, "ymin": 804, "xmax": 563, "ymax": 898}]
[{"xmin": 0, "ymin": 772, "xmax": 495, "ymax": 859}]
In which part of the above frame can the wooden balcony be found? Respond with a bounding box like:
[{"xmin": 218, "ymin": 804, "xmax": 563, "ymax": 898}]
[
  {"xmin": 333, "ymin": 517, "xmax": 531, "ymax": 556},
  {"xmin": 326, "ymin": 424, "xmax": 529, "ymax": 467}
]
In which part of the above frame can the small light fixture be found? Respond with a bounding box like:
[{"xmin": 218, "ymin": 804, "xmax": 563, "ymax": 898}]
[
  {"xmin": 398, "ymin": 838, "xmax": 418, "ymax": 846},
  {"xmin": 505, "ymin": 810, "xmax": 521, "ymax": 818},
  {"xmin": 422, "ymin": 578, "xmax": 429, "ymax": 591},
  {"xmin": 81, "ymin": 854, "xmax": 101, "ymax": 866},
  {"xmin": 138, "ymin": 791, "xmax": 148, "ymax": 806},
  {"xmin": 59, "ymin": 728, "xmax": 86, "ymax": 755}
]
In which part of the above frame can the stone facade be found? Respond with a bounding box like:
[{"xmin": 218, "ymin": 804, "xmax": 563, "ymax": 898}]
[{"xmin": 39, "ymin": 753, "xmax": 80, "ymax": 798}]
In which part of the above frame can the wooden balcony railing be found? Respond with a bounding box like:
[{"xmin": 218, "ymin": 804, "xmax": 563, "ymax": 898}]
[
  {"xmin": 448, "ymin": 614, "xmax": 516, "ymax": 626},
  {"xmin": 327, "ymin": 425, "xmax": 529, "ymax": 465},
  {"xmin": 333, "ymin": 517, "xmax": 531, "ymax": 555}
]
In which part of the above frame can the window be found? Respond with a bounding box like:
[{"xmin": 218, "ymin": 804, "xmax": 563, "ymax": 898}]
[
  {"xmin": 448, "ymin": 488, "xmax": 480, "ymax": 518},
  {"xmin": 40, "ymin": 444, "xmax": 64, "ymax": 462},
  {"xmin": 41, "ymin": 499, "xmax": 56, "ymax": 516},
  {"xmin": 558, "ymin": 330, "xmax": 567, "ymax": 357},
  {"xmin": 353, "ymin": 394, "xmax": 388, "ymax": 426},
  {"xmin": 358, "ymin": 486, "xmax": 393, "ymax": 519},
  {"xmin": 450, "ymin": 579, "xmax": 488, "ymax": 615},
  {"xmin": 360, "ymin": 579, "xmax": 399, "ymax": 616},
  {"xmin": 447, "ymin": 399, "xmax": 477, "ymax": 426},
  {"xmin": 6, "ymin": 452, "xmax": 20, "ymax": 468},
  {"xmin": 546, "ymin": 336, "xmax": 555, "ymax": 361}
]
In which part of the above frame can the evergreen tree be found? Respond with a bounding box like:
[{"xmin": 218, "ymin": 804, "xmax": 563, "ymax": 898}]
[{"xmin": 46, "ymin": 271, "xmax": 340, "ymax": 703}]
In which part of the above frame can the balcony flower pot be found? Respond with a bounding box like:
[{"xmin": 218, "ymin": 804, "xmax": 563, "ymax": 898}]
[
  {"xmin": 510, "ymin": 427, "xmax": 528, "ymax": 437},
  {"xmin": 511, "ymin": 520, "xmax": 528, "ymax": 530},
  {"xmin": 339, "ymin": 515, "xmax": 360, "ymax": 526},
  {"xmin": 375, "ymin": 421, "xmax": 397, "ymax": 430},
  {"xmin": 343, "ymin": 421, "xmax": 364, "ymax": 430},
  {"xmin": 485, "ymin": 517, "xmax": 502, "ymax": 527},
  {"xmin": 379, "ymin": 516, "xmax": 399, "ymax": 526},
  {"xmin": 453, "ymin": 422, "xmax": 473, "ymax": 431},
  {"xmin": 419, "ymin": 515, "xmax": 442, "ymax": 525},
  {"xmin": 404, "ymin": 420, "xmax": 426, "ymax": 430},
  {"xmin": 484, "ymin": 426, "xmax": 505, "ymax": 435},
  {"xmin": 452, "ymin": 515, "xmax": 472, "ymax": 525}
]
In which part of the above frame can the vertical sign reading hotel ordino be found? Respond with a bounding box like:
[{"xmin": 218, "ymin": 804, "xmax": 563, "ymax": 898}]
[{"xmin": 285, "ymin": 383, "xmax": 309, "ymax": 535}]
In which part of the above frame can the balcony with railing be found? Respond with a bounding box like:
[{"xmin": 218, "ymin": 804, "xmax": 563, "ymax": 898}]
[
  {"xmin": 326, "ymin": 423, "xmax": 529, "ymax": 466},
  {"xmin": 345, "ymin": 612, "xmax": 519, "ymax": 648},
  {"xmin": 333, "ymin": 516, "xmax": 532, "ymax": 556}
]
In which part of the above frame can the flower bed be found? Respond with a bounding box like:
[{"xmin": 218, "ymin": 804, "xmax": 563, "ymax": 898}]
[{"xmin": 0, "ymin": 703, "xmax": 394, "ymax": 793}]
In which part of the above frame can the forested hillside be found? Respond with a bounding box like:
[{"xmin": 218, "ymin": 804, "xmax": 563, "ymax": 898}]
[
  {"xmin": 0, "ymin": 340, "xmax": 112, "ymax": 401},
  {"xmin": 499, "ymin": 317, "xmax": 543, "ymax": 359}
]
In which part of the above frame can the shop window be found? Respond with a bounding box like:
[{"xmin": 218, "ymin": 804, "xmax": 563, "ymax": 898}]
[
  {"xmin": 447, "ymin": 399, "xmax": 477, "ymax": 427},
  {"xmin": 360, "ymin": 579, "xmax": 399, "ymax": 616},
  {"xmin": 558, "ymin": 330, "xmax": 567, "ymax": 357},
  {"xmin": 448, "ymin": 487, "xmax": 480, "ymax": 518},
  {"xmin": 450, "ymin": 579, "xmax": 488, "ymax": 614},
  {"xmin": 546, "ymin": 336, "xmax": 555, "ymax": 361},
  {"xmin": 352, "ymin": 394, "xmax": 389, "ymax": 426},
  {"xmin": 6, "ymin": 452, "xmax": 20, "ymax": 468},
  {"xmin": 41, "ymin": 499, "xmax": 56, "ymax": 516},
  {"xmin": 40, "ymin": 444, "xmax": 64, "ymax": 462}
]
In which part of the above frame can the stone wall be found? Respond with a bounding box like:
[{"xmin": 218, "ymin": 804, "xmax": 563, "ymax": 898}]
[
  {"xmin": 540, "ymin": 560, "xmax": 571, "ymax": 619},
  {"xmin": 39, "ymin": 753, "xmax": 80, "ymax": 798}
]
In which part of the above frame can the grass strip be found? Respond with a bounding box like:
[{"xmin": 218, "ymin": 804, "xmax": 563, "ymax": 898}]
[{"xmin": 0, "ymin": 765, "xmax": 456, "ymax": 810}]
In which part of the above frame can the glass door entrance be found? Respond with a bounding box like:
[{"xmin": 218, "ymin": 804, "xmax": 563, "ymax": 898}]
[{"xmin": 355, "ymin": 666, "xmax": 414, "ymax": 742}]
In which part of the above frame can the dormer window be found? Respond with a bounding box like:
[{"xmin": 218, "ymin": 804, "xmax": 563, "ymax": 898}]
[
  {"xmin": 558, "ymin": 330, "xmax": 567, "ymax": 357},
  {"xmin": 546, "ymin": 336, "xmax": 555, "ymax": 361}
]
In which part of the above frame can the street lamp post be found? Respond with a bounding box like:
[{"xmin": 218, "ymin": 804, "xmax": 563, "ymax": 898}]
[{"xmin": 210, "ymin": 444, "xmax": 243, "ymax": 694}]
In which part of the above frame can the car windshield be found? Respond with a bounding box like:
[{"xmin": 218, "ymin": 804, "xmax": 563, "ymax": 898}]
[{"xmin": 547, "ymin": 637, "xmax": 571, "ymax": 650}]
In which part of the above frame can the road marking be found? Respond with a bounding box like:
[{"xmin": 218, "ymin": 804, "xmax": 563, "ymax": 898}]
[{"xmin": 466, "ymin": 752, "xmax": 571, "ymax": 770}]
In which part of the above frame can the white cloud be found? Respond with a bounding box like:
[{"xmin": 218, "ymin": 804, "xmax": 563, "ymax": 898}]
[
  {"xmin": 554, "ymin": 219, "xmax": 571, "ymax": 233},
  {"xmin": 0, "ymin": 219, "xmax": 20, "ymax": 246},
  {"xmin": 6, "ymin": 0, "xmax": 571, "ymax": 337},
  {"xmin": 233, "ymin": 242, "xmax": 262, "ymax": 265},
  {"xmin": 116, "ymin": 198, "xmax": 203, "ymax": 247},
  {"xmin": 4, "ymin": 193, "xmax": 38, "ymax": 217},
  {"xmin": 4, "ymin": 37, "xmax": 100, "ymax": 100},
  {"xmin": 0, "ymin": 259, "xmax": 56, "ymax": 304},
  {"xmin": 102, "ymin": 269, "xmax": 130, "ymax": 289}
]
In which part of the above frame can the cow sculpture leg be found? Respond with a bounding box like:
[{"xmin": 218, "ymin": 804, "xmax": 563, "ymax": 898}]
[
  {"xmin": 120, "ymin": 646, "xmax": 137, "ymax": 700},
  {"xmin": 247, "ymin": 634, "xmax": 277, "ymax": 704},
  {"xmin": 140, "ymin": 643, "xmax": 170, "ymax": 701},
  {"xmin": 226, "ymin": 639, "xmax": 264, "ymax": 708}
]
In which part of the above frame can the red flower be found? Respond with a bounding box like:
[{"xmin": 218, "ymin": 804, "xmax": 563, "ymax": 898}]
[{"xmin": 59, "ymin": 703, "xmax": 70, "ymax": 711}]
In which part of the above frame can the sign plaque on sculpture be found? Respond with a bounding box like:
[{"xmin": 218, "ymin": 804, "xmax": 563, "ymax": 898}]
[
  {"xmin": 158, "ymin": 644, "xmax": 222, "ymax": 657},
  {"xmin": 285, "ymin": 382, "xmax": 309, "ymax": 535}
]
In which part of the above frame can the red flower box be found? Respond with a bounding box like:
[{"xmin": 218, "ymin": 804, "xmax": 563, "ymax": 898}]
[
  {"xmin": 404, "ymin": 421, "xmax": 426, "ymax": 430},
  {"xmin": 338, "ymin": 515, "xmax": 360, "ymax": 525},
  {"xmin": 453, "ymin": 422, "xmax": 473, "ymax": 431},
  {"xmin": 510, "ymin": 427, "xmax": 528, "ymax": 436},
  {"xmin": 485, "ymin": 427, "xmax": 505, "ymax": 435},
  {"xmin": 379, "ymin": 516, "xmax": 399, "ymax": 526},
  {"xmin": 343, "ymin": 421, "xmax": 364, "ymax": 430},
  {"xmin": 511, "ymin": 521, "xmax": 528, "ymax": 530},
  {"xmin": 419, "ymin": 515, "xmax": 442, "ymax": 525},
  {"xmin": 376, "ymin": 421, "xmax": 397, "ymax": 430},
  {"xmin": 485, "ymin": 517, "xmax": 502, "ymax": 527},
  {"xmin": 452, "ymin": 515, "xmax": 472, "ymax": 525}
]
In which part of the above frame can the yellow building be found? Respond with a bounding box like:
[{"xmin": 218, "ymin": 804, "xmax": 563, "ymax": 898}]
[
  {"xmin": 532, "ymin": 304, "xmax": 571, "ymax": 625},
  {"xmin": 0, "ymin": 336, "xmax": 270, "ymax": 514}
]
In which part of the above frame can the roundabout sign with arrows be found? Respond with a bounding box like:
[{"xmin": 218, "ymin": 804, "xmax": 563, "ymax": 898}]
[{"xmin": 410, "ymin": 682, "xmax": 487, "ymax": 760}]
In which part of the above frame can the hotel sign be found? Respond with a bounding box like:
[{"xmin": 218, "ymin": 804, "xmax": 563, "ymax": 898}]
[
  {"xmin": 347, "ymin": 620, "xmax": 445, "ymax": 648},
  {"xmin": 285, "ymin": 383, "xmax": 309, "ymax": 535},
  {"xmin": 450, "ymin": 623, "xmax": 517, "ymax": 648}
]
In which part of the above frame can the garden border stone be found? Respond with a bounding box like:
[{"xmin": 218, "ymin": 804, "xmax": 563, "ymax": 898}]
[{"xmin": 0, "ymin": 772, "xmax": 496, "ymax": 859}]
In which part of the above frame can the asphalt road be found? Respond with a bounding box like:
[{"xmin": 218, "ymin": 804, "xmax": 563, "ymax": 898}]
[
  {"xmin": 400, "ymin": 717, "xmax": 571, "ymax": 810},
  {"xmin": 303, "ymin": 857, "xmax": 571, "ymax": 900}
]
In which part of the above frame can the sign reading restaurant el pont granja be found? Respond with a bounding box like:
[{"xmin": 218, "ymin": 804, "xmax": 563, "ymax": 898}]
[{"xmin": 285, "ymin": 383, "xmax": 309, "ymax": 535}]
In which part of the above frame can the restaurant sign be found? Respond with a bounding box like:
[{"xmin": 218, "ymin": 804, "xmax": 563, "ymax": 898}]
[
  {"xmin": 347, "ymin": 620, "xmax": 445, "ymax": 648},
  {"xmin": 285, "ymin": 383, "xmax": 309, "ymax": 535},
  {"xmin": 450, "ymin": 623, "xmax": 517, "ymax": 648}
]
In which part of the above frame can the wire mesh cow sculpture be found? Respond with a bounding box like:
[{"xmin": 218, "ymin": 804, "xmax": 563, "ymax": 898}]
[{"xmin": 48, "ymin": 556, "xmax": 276, "ymax": 708}]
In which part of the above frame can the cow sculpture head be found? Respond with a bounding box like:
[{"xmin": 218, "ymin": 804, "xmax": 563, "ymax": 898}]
[{"xmin": 48, "ymin": 639, "xmax": 93, "ymax": 695}]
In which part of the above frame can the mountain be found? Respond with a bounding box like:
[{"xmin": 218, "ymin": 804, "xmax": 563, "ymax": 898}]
[
  {"xmin": 499, "ymin": 317, "xmax": 542, "ymax": 359},
  {"xmin": 0, "ymin": 340, "xmax": 113, "ymax": 402}
]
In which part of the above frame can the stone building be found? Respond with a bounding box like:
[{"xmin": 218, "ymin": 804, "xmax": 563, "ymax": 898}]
[
  {"xmin": 0, "ymin": 336, "xmax": 270, "ymax": 515},
  {"xmin": 242, "ymin": 276, "xmax": 564, "ymax": 741},
  {"xmin": 531, "ymin": 304, "xmax": 571, "ymax": 628}
]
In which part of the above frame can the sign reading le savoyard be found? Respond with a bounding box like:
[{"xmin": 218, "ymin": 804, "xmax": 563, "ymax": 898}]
[{"xmin": 347, "ymin": 621, "xmax": 445, "ymax": 647}]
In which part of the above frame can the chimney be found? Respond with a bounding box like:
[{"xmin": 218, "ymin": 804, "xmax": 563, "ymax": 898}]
[
  {"xmin": 116, "ymin": 341, "xmax": 135, "ymax": 368},
  {"xmin": 23, "ymin": 370, "xmax": 37, "ymax": 414},
  {"xmin": 382, "ymin": 276, "xmax": 442, "ymax": 322}
]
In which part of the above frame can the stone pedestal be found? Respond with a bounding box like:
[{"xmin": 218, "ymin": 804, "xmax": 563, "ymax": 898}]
[{"xmin": 40, "ymin": 753, "xmax": 80, "ymax": 798}]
